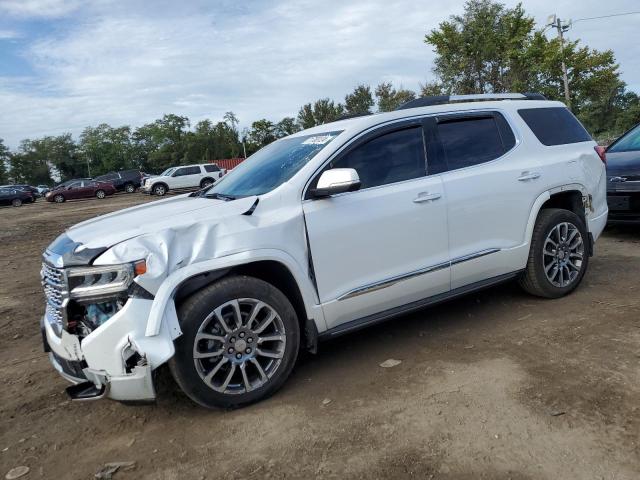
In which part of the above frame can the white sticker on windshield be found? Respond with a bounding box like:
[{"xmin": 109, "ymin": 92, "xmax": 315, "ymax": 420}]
[{"xmin": 302, "ymin": 135, "xmax": 334, "ymax": 145}]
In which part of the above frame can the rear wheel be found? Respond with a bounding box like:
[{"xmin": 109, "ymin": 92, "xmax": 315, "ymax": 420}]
[
  {"xmin": 11, "ymin": 198, "xmax": 22, "ymax": 207},
  {"xmin": 124, "ymin": 183, "xmax": 135, "ymax": 193},
  {"xmin": 169, "ymin": 276, "xmax": 300, "ymax": 409},
  {"xmin": 53, "ymin": 194, "xmax": 65, "ymax": 203},
  {"xmin": 95, "ymin": 189, "xmax": 106, "ymax": 199},
  {"xmin": 519, "ymin": 208, "xmax": 589, "ymax": 298},
  {"xmin": 200, "ymin": 178, "xmax": 214, "ymax": 189},
  {"xmin": 153, "ymin": 184, "xmax": 167, "ymax": 196}
]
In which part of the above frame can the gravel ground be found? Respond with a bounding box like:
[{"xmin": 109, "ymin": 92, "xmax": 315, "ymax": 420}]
[{"xmin": 0, "ymin": 194, "xmax": 638, "ymax": 480}]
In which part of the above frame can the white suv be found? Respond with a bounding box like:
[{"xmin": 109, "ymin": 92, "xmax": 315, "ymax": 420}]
[
  {"xmin": 141, "ymin": 163, "xmax": 226, "ymax": 196},
  {"xmin": 40, "ymin": 93, "xmax": 608, "ymax": 408}
]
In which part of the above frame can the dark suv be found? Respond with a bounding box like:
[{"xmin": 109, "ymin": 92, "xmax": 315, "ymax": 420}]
[
  {"xmin": 94, "ymin": 169, "xmax": 143, "ymax": 193},
  {"xmin": 606, "ymin": 123, "xmax": 640, "ymax": 223}
]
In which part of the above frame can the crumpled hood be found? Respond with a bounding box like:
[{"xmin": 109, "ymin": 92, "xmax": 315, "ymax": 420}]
[{"xmin": 66, "ymin": 194, "xmax": 258, "ymax": 249}]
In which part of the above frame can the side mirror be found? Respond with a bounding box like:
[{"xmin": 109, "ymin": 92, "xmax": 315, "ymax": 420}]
[{"xmin": 310, "ymin": 168, "xmax": 361, "ymax": 198}]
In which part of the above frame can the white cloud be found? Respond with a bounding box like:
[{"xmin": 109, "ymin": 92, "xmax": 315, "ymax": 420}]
[
  {"xmin": 0, "ymin": 0, "xmax": 638, "ymax": 148},
  {"xmin": 0, "ymin": 0, "xmax": 83, "ymax": 18}
]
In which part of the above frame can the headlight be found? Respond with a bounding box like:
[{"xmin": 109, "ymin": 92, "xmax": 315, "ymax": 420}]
[{"xmin": 67, "ymin": 260, "xmax": 146, "ymax": 301}]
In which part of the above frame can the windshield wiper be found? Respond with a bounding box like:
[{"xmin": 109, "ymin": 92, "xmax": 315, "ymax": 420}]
[{"xmin": 203, "ymin": 192, "xmax": 237, "ymax": 201}]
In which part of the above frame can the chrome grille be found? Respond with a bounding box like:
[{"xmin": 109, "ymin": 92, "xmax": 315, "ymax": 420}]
[{"xmin": 41, "ymin": 262, "xmax": 67, "ymax": 334}]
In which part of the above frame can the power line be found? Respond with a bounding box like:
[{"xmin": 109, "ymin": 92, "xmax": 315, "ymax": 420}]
[{"xmin": 572, "ymin": 11, "xmax": 640, "ymax": 23}]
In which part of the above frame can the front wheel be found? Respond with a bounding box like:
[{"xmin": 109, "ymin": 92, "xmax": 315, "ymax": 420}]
[
  {"xmin": 53, "ymin": 194, "xmax": 65, "ymax": 203},
  {"xmin": 11, "ymin": 198, "xmax": 22, "ymax": 207},
  {"xmin": 169, "ymin": 276, "xmax": 300, "ymax": 409},
  {"xmin": 519, "ymin": 208, "xmax": 589, "ymax": 298},
  {"xmin": 124, "ymin": 183, "xmax": 136, "ymax": 193},
  {"xmin": 153, "ymin": 184, "xmax": 167, "ymax": 196},
  {"xmin": 200, "ymin": 178, "xmax": 214, "ymax": 189},
  {"xmin": 95, "ymin": 189, "xmax": 106, "ymax": 199}
]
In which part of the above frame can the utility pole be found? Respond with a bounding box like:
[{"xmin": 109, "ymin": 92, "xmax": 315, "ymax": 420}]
[{"xmin": 547, "ymin": 14, "xmax": 571, "ymax": 108}]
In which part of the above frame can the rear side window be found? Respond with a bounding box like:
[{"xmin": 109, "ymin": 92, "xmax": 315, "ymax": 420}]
[
  {"xmin": 204, "ymin": 164, "xmax": 220, "ymax": 172},
  {"xmin": 437, "ymin": 115, "xmax": 511, "ymax": 171},
  {"xmin": 330, "ymin": 126, "xmax": 426, "ymax": 189},
  {"xmin": 518, "ymin": 107, "xmax": 591, "ymax": 146}
]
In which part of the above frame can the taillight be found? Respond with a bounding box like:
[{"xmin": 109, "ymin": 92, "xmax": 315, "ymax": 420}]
[{"xmin": 594, "ymin": 146, "xmax": 607, "ymax": 165}]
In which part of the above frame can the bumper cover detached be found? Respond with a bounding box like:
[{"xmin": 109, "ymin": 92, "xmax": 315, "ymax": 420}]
[{"xmin": 42, "ymin": 297, "xmax": 175, "ymax": 402}]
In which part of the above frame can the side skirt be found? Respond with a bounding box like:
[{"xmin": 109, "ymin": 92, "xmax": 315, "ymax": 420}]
[{"xmin": 318, "ymin": 271, "xmax": 522, "ymax": 341}]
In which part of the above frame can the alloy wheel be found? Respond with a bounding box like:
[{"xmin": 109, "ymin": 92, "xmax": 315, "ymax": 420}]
[
  {"xmin": 543, "ymin": 222, "xmax": 584, "ymax": 288},
  {"xmin": 125, "ymin": 184, "xmax": 135, "ymax": 193},
  {"xmin": 12, "ymin": 198, "xmax": 22, "ymax": 207},
  {"xmin": 193, "ymin": 298, "xmax": 286, "ymax": 395},
  {"xmin": 54, "ymin": 195, "xmax": 64, "ymax": 203},
  {"xmin": 96, "ymin": 190, "xmax": 105, "ymax": 199}
]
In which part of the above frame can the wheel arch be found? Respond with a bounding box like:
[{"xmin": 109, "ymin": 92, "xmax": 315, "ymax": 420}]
[
  {"xmin": 200, "ymin": 177, "xmax": 215, "ymax": 187},
  {"xmin": 524, "ymin": 184, "xmax": 589, "ymax": 249},
  {"xmin": 145, "ymin": 250, "xmax": 324, "ymax": 347},
  {"xmin": 152, "ymin": 181, "xmax": 169, "ymax": 193}
]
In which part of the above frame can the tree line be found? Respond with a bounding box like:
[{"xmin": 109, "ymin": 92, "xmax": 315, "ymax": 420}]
[{"xmin": 1, "ymin": 0, "xmax": 639, "ymax": 186}]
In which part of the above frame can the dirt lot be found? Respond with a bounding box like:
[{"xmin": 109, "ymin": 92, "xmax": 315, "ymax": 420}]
[{"xmin": 0, "ymin": 194, "xmax": 639, "ymax": 480}]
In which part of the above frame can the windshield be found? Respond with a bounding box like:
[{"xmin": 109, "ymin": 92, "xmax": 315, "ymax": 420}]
[
  {"xmin": 161, "ymin": 167, "xmax": 176, "ymax": 176},
  {"xmin": 608, "ymin": 124, "xmax": 640, "ymax": 153},
  {"xmin": 206, "ymin": 131, "xmax": 342, "ymax": 197}
]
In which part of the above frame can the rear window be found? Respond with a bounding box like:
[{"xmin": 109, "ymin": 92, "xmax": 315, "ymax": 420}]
[
  {"xmin": 204, "ymin": 164, "xmax": 220, "ymax": 172},
  {"xmin": 518, "ymin": 107, "xmax": 591, "ymax": 146}
]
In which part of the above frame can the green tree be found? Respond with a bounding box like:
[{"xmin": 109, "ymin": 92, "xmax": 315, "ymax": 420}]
[
  {"xmin": 423, "ymin": 0, "xmax": 638, "ymax": 138},
  {"xmin": 297, "ymin": 98, "xmax": 344, "ymax": 129},
  {"xmin": 344, "ymin": 84, "xmax": 374, "ymax": 115},
  {"xmin": 8, "ymin": 139, "xmax": 52, "ymax": 185},
  {"xmin": 0, "ymin": 139, "xmax": 10, "ymax": 184},
  {"xmin": 375, "ymin": 82, "xmax": 416, "ymax": 111},
  {"xmin": 275, "ymin": 117, "xmax": 300, "ymax": 138}
]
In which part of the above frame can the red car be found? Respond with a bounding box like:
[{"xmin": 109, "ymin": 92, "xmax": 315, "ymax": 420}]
[{"xmin": 46, "ymin": 180, "xmax": 116, "ymax": 203}]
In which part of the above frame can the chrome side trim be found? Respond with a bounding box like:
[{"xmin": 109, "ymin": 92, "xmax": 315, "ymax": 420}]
[
  {"xmin": 337, "ymin": 261, "xmax": 450, "ymax": 301},
  {"xmin": 336, "ymin": 248, "xmax": 500, "ymax": 301},
  {"xmin": 450, "ymin": 248, "xmax": 500, "ymax": 266}
]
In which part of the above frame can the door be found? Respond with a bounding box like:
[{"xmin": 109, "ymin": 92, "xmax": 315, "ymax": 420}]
[
  {"xmin": 303, "ymin": 123, "xmax": 450, "ymax": 329},
  {"xmin": 432, "ymin": 111, "xmax": 543, "ymax": 289},
  {"xmin": 65, "ymin": 181, "xmax": 84, "ymax": 199},
  {"xmin": 172, "ymin": 166, "xmax": 202, "ymax": 188}
]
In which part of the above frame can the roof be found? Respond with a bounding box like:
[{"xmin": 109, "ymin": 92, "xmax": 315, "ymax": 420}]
[{"xmin": 291, "ymin": 98, "xmax": 566, "ymax": 140}]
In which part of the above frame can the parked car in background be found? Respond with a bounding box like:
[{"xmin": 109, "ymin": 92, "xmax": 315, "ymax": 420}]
[
  {"xmin": 0, "ymin": 187, "xmax": 34, "ymax": 206},
  {"xmin": 2, "ymin": 184, "xmax": 41, "ymax": 198},
  {"xmin": 46, "ymin": 180, "xmax": 116, "ymax": 203},
  {"xmin": 36, "ymin": 185, "xmax": 51, "ymax": 196},
  {"xmin": 94, "ymin": 169, "xmax": 143, "ymax": 193},
  {"xmin": 606, "ymin": 123, "xmax": 640, "ymax": 223},
  {"xmin": 141, "ymin": 163, "xmax": 226, "ymax": 196},
  {"xmin": 55, "ymin": 178, "xmax": 92, "ymax": 189},
  {"xmin": 40, "ymin": 93, "xmax": 607, "ymax": 407}
]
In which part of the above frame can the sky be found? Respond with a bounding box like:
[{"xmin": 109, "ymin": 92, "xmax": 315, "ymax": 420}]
[{"xmin": 0, "ymin": 0, "xmax": 639, "ymax": 149}]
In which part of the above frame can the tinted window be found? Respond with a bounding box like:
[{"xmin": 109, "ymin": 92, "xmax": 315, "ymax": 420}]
[
  {"xmin": 204, "ymin": 164, "xmax": 221, "ymax": 172},
  {"xmin": 330, "ymin": 127, "xmax": 426, "ymax": 189},
  {"xmin": 518, "ymin": 107, "xmax": 591, "ymax": 146},
  {"xmin": 97, "ymin": 173, "xmax": 118, "ymax": 181},
  {"xmin": 174, "ymin": 166, "xmax": 201, "ymax": 176},
  {"xmin": 437, "ymin": 116, "xmax": 506, "ymax": 171},
  {"xmin": 68, "ymin": 182, "xmax": 81, "ymax": 189},
  {"xmin": 608, "ymin": 124, "xmax": 640, "ymax": 153}
]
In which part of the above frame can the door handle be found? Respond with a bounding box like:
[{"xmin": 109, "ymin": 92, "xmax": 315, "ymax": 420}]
[
  {"xmin": 517, "ymin": 171, "xmax": 541, "ymax": 181},
  {"xmin": 413, "ymin": 192, "xmax": 441, "ymax": 203}
]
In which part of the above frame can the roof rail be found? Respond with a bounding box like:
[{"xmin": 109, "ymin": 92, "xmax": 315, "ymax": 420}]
[{"xmin": 395, "ymin": 92, "xmax": 547, "ymax": 110}]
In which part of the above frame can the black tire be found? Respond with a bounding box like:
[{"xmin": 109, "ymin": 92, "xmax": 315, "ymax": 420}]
[
  {"xmin": 519, "ymin": 208, "xmax": 589, "ymax": 298},
  {"xmin": 53, "ymin": 194, "xmax": 65, "ymax": 203},
  {"xmin": 169, "ymin": 275, "xmax": 300, "ymax": 409},
  {"xmin": 95, "ymin": 189, "xmax": 106, "ymax": 199},
  {"xmin": 200, "ymin": 178, "xmax": 214, "ymax": 189},
  {"xmin": 11, "ymin": 198, "xmax": 22, "ymax": 207},
  {"xmin": 153, "ymin": 184, "xmax": 167, "ymax": 196},
  {"xmin": 124, "ymin": 183, "xmax": 136, "ymax": 193}
]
